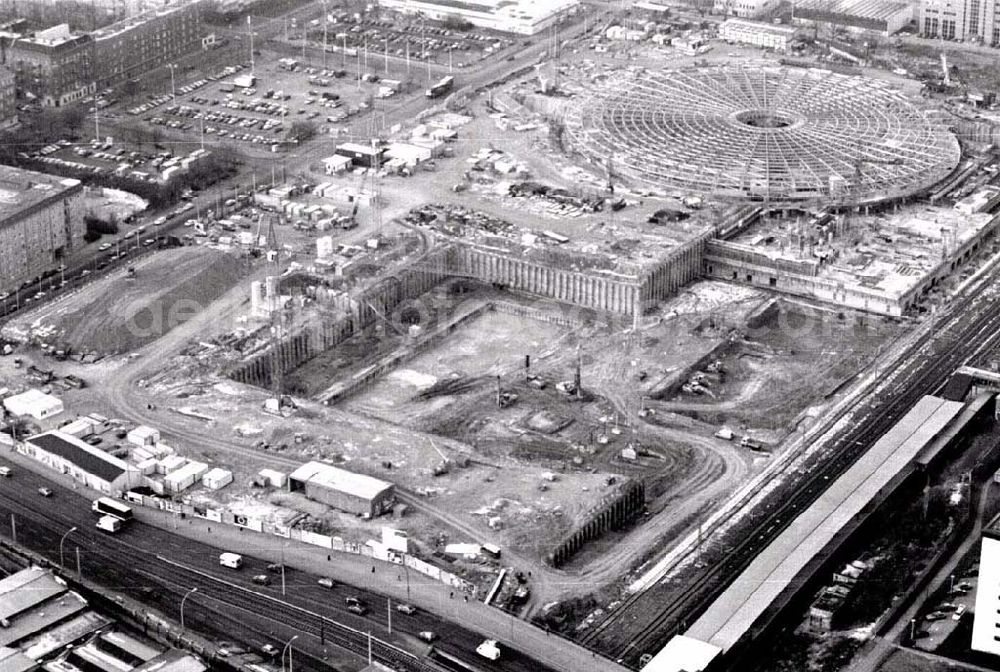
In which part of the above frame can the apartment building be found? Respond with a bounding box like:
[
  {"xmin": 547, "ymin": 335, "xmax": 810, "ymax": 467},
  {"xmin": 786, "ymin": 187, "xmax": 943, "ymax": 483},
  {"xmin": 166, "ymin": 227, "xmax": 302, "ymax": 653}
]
[
  {"xmin": 0, "ymin": 165, "xmax": 84, "ymax": 291},
  {"xmin": 3, "ymin": 2, "xmax": 203, "ymax": 106},
  {"xmin": 91, "ymin": 2, "xmax": 203, "ymax": 87},
  {"xmin": 6, "ymin": 24, "xmax": 94, "ymax": 107}
]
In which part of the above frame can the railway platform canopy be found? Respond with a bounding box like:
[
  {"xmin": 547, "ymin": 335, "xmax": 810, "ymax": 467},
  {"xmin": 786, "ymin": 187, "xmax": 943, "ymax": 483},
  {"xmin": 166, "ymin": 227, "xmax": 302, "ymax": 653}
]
[{"xmin": 648, "ymin": 394, "xmax": 965, "ymax": 671}]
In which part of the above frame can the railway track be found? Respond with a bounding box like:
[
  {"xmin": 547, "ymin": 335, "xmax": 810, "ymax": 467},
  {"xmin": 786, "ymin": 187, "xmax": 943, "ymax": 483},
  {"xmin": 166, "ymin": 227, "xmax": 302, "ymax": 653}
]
[
  {"xmin": 582, "ymin": 278, "xmax": 1000, "ymax": 667},
  {"xmin": 0, "ymin": 485, "xmax": 447, "ymax": 672}
]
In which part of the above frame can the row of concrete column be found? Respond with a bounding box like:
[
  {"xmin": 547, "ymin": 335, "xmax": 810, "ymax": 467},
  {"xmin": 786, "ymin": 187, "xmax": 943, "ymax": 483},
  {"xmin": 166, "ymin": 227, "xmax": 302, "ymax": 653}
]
[
  {"xmin": 232, "ymin": 331, "xmax": 312, "ymax": 388},
  {"xmin": 230, "ymin": 253, "xmax": 453, "ymax": 391},
  {"xmin": 455, "ymin": 247, "xmax": 640, "ymax": 315},
  {"xmin": 547, "ymin": 481, "xmax": 645, "ymax": 567},
  {"xmin": 641, "ymin": 234, "xmax": 709, "ymax": 303}
]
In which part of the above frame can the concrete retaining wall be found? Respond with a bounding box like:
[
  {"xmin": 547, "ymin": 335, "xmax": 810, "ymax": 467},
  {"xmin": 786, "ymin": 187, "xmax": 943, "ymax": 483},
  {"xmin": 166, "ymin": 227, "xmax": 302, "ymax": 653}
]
[{"xmin": 546, "ymin": 480, "xmax": 645, "ymax": 567}]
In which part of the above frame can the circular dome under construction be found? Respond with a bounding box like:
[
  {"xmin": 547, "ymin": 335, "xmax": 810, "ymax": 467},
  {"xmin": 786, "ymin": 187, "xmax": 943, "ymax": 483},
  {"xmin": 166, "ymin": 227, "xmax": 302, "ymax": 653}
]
[{"xmin": 564, "ymin": 63, "xmax": 961, "ymax": 205}]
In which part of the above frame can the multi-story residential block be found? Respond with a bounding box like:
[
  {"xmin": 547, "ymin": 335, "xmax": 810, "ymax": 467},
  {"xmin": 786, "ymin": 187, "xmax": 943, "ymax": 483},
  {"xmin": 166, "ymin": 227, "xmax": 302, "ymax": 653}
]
[
  {"xmin": 0, "ymin": 165, "xmax": 84, "ymax": 292},
  {"xmin": 6, "ymin": 24, "xmax": 94, "ymax": 107},
  {"xmin": 2, "ymin": 2, "xmax": 203, "ymax": 106},
  {"xmin": 91, "ymin": 2, "xmax": 203, "ymax": 88}
]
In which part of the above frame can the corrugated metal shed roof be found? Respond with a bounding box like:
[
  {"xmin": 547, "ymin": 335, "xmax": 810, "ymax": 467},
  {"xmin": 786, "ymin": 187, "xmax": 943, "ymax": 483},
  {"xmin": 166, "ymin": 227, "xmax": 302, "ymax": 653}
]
[
  {"xmin": 0, "ymin": 568, "xmax": 66, "ymax": 622},
  {"xmin": 686, "ymin": 395, "xmax": 963, "ymax": 652},
  {"xmin": 642, "ymin": 635, "xmax": 721, "ymax": 672},
  {"xmin": 0, "ymin": 647, "xmax": 37, "ymax": 672},
  {"xmin": 289, "ymin": 462, "xmax": 393, "ymax": 501}
]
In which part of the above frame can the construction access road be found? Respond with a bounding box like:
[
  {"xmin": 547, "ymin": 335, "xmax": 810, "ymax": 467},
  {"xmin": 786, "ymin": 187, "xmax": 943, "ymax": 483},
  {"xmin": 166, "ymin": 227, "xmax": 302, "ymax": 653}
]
[{"xmin": 0, "ymin": 449, "xmax": 629, "ymax": 672}]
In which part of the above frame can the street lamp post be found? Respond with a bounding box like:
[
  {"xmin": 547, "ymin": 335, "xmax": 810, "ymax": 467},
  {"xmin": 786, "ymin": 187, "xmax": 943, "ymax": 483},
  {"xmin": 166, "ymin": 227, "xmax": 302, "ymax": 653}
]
[
  {"xmin": 59, "ymin": 526, "xmax": 77, "ymax": 569},
  {"xmin": 180, "ymin": 587, "xmax": 198, "ymax": 630},
  {"xmin": 281, "ymin": 635, "xmax": 299, "ymax": 672}
]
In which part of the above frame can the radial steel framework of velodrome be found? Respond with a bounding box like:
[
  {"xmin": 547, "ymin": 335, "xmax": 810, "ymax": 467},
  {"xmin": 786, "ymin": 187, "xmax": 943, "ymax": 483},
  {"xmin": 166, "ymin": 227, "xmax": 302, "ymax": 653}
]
[{"xmin": 564, "ymin": 63, "xmax": 962, "ymax": 205}]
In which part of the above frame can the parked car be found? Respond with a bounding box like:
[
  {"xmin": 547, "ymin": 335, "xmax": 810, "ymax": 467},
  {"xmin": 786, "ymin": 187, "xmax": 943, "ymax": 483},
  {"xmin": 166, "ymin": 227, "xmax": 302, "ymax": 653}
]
[
  {"xmin": 317, "ymin": 577, "xmax": 335, "ymax": 588},
  {"xmin": 37, "ymin": 487, "xmax": 53, "ymax": 497},
  {"xmin": 252, "ymin": 574, "xmax": 271, "ymax": 586},
  {"xmin": 266, "ymin": 563, "xmax": 283, "ymax": 572},
  {"xmin": 347, "ymin": 603, "xmax": 367, "ymax": 616},
  {"xmin": 395, "ymin": 604, "xmax": 417, "ymax": 615},
  {"xmin": 418, "ymin": 631, "xmax": 438, "ymax": 643},
  {"xmin": 260, "ymin": 644, "xmax": 279, "ymax": 657}
]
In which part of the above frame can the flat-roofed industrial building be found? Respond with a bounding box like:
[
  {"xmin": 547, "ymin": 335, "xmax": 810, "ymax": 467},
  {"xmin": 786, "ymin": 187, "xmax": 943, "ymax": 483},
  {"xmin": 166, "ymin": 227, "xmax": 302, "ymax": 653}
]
[
  {"xmin": 22, "ymin": 430, "xmax": 143, "ymax": 494},
  {"xmin": 792, "ymin": 0, "xmax": 914, "ymax": 36},
  {"xmin": 377, "ymin": 0, "xmax": 578, "ymax": 35}
]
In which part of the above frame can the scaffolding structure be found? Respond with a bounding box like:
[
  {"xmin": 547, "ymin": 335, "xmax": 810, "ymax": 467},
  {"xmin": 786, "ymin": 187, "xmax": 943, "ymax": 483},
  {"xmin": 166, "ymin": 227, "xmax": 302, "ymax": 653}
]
[{"xmin": 564, "ymin": 63, "xmax": 961, "ymax": 205}]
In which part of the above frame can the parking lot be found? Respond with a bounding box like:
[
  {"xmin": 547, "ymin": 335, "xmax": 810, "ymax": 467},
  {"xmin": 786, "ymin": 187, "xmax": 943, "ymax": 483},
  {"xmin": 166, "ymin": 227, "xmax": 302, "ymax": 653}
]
[
  {"xmin": 913, "ymin": 574, "xmax": 977, "ymax": 651},
  {"xmin": 291, "ymin": 9, "xmax": 517, "ymax": 70},
  {"xmin": 116, "ymin": 53, "xmax": 410, "ymax": 154}
]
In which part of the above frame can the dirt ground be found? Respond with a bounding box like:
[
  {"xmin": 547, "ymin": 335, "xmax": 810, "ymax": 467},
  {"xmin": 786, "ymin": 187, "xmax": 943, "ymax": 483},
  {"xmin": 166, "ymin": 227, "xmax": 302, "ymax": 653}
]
[
  {"xmin": 2, "ymin": 247, "xmax": 243, "ymax": 355},
  {"xmin": 655, "ymin": 299, "xmax": 903, "ymax": 437}
]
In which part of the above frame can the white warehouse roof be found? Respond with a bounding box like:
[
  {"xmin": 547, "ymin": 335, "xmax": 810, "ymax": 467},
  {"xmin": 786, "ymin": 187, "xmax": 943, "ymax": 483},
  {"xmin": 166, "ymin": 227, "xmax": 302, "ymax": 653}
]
[
  {"xmin": 163, "ymin": 460, "xmax": 209, "ymax": 485},
  {"xmin": 290, "ymin": 461, "xmax": 393, "ymax": 501},
  {"xmin": 642, "ymin": 635, "xmax": 722, "ymax": 672},
  {"xmin": 3, "ymin": 389, "xmax": 64, "ymax": 420}
]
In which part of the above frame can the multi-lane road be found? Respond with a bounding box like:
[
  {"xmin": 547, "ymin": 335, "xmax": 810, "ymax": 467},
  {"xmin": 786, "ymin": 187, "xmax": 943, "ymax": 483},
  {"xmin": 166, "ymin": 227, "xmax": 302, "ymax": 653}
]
[{"xmin": 0, "ymin": 456, "xmax": 558, "ymax": 672}]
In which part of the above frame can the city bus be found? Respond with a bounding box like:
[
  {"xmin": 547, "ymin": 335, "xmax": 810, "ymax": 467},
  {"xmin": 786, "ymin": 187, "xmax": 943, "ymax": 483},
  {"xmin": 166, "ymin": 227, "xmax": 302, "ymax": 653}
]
[{"xmin": 92, "ymin": 497, "xmax": 134, "ymax": 522}]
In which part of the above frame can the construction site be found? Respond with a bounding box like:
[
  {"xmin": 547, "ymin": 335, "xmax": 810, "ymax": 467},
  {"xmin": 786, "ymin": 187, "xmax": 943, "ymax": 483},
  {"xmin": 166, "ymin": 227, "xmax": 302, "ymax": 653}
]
[{"xmin": 4, "ymin": 23, "xmax": 1000, "ymax": 668}]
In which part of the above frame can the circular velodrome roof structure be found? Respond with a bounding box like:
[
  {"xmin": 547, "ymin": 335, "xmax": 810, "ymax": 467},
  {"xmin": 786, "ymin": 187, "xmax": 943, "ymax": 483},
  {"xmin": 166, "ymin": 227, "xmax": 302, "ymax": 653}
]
[{"xmin": 564, "ymin": 64, "xmax": 961, "ymax": 205}]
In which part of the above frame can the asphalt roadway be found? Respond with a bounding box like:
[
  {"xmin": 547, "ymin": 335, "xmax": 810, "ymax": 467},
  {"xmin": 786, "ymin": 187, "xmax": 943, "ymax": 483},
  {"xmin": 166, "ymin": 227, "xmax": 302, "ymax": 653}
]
[{"xmin": 0, "ymin": 448, "xmax": 628, "ymax": 672}]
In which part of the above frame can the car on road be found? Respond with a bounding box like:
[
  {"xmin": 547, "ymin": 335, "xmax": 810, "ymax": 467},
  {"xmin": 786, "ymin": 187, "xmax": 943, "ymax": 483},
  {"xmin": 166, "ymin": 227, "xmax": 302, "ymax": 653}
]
[
  {"xmin": 347, "ymin": 603, "xmax": 367, "ymax": 616},
  {"xmin": 0, "ymin": 467, "xmax": 11, "ymax": 477},
  {"xmin": 142, "ymin": 238, "xmax": 156, "ymax": 247},
  {"xmin": 98, "ymin": 242, "xmax": 113, "ymax": 251},
  {"xmin": 260, "ymin": 644, "xmax": 279, "ymax": 657},
  {"xmin": 37, "ymin": 487, "xmax": 53, "ymax": 497},
  {"xmin": 80, "ymin": 270, "xmax": 91, "ymax": 277},
  {"xmin": 954, "ymin": 604, "xmax": 968, "ymax": 619},
  {"xmin": 345, "ymin": 596, "xmax": 364, "ymax": 607},
  {"xmin": 251, "ymin": 574, "xmax": 271, "ymax": 585},
  {"xmin": 395, "ymin": 604, "xmax": 417, "ymax": 615},
  {"xmin": 925, "ymin": 611, "xmax": 948, "ymax": 621},
  {"xmin": 476, "ymin": 639, "xmax": 501, "ymax": 661},
  {"xmin": 266, "ymin": 563, "xmax": 283, "ymax": 573},
  {"xmin": 317, "ymin": 577, "xmax": 335, "ymax": 588},
  {"xmin": 153, "ymin": 216, "xmax": 168, "ymax": 226},
  {"xmin": 84, "ymin": 435, "xmax": 103, "ymax": 445},
  {"xmin": 417, "ymin": 631, "xmax": 437, "ymax": 643}
]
